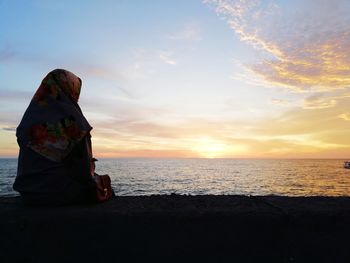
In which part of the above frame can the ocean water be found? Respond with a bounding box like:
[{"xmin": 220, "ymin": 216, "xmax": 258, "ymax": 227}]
[{"xmin": 1, "ymin": 158, "xmax": 350, "ymax": 197}]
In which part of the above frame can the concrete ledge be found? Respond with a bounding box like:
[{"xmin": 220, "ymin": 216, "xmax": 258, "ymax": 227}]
[{"xmin": 1, "ymin": 195, "xmax": 350, "ymax": 262}]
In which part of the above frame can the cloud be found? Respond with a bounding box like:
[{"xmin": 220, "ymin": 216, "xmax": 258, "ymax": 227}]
[
  {"xmin": 0, "ymin": 89, "xmax": 33, "ymax": 101},
  {"xmin": 338, "ymin": 113, "xmax": 350, "ymax": 121},
  {"xmin": 0, "ymin": 46, "xmax": 132, "ymax": 99},
  {"xmin": 270, "ymin": 98, "xmax": 290, "ymax": 106},
  {"xmin": 303, "ymin": 94, "xmax": 337, "ymax": 109},
  {"xmin": 167, "ymin": 22, "xmax": 202, "ymax": 41},
  {"xmin": 206, "ymin": 0, "xmax": 350, "ymax": 92},
  {"xmin": 159, "ymin": 51, "xmax": 177, "ymax": 65},
  {"xmin": 300, "ymin": 89, "xmax": 350, "ymax": 109},
  {"xmin": 2, "ymin": 127, "xmax": 16, "ymax": 132},
  {"xmin": 251, "ymin": 96, "xmax": 350, "ymax": 147},
  {"xmin": 0, "ymin": 90, "xmax": 32, "ymax": 120},
  {"xmin": 0, "ymin": 111, "xmax": 24, "ymax": 127},
  {"xmin": 0, "ymin": 45, "xmax": 16, "ymax": 61}
]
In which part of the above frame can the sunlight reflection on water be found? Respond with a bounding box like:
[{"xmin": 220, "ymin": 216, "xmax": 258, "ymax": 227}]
[{"xmin": 1, "ymin": 158, "xmax": 350, "ymax": 196}]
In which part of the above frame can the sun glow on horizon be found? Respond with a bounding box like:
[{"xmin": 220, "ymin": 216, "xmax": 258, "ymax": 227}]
[
  {"xmin": 191, "ymin": 137, "xmax": 248, "ymax": 158},
  {"xmin": 193, "ymin": 138, "xmax": 227, "ymax": 158}
]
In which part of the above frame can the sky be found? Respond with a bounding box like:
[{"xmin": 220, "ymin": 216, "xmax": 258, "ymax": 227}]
[{"xmin": 1, "ymin": 0, "xmax": 350, "ymax": 159}]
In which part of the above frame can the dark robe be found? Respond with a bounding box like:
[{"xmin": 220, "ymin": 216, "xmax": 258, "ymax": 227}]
[{"xmin": 14, "ymin": 135, "xmax": 96, "ymax": 205}]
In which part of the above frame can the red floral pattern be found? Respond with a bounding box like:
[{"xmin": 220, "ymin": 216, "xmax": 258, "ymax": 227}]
[
  {"xmin": 28, "ymin": 117, "xmax": 87, "ymax": 161},
  {"xmin": 29, "ymin": 124, "xmax": 48, "ymax": 144}
]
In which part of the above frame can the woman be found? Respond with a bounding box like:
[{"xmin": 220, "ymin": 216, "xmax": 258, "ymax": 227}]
[{"xmin": 13, "ymin": 69, "xmax": 113, "ymax": 205}]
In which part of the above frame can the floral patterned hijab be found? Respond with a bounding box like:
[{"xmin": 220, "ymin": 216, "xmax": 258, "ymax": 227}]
[{"xmin": 16, "ymin": 69, "xmax": 92, "ymax": 162}]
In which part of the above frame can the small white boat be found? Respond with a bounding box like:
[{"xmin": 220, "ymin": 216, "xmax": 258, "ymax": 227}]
[{"xmin": 344, "ymin": 161, "xmax": 350, "ymax": 169}]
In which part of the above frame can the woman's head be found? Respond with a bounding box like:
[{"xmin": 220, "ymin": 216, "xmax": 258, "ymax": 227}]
[
  {"xmin": 49, "ymin": 69, "xmax": 82, "ymax": 102},
  {"xmin": 33, "ymin": 69, "xmax": 82, "ymax": 105}
]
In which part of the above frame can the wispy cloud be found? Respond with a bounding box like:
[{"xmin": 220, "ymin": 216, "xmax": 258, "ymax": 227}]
[
  {"xmin": 206, "ymin": 0, "xmax": 350, "ymax": 92},
  {"xmin": 338, "ymin": 113, "xmax": 350, "ymax": 121},
  {"xmin": 0, "ymin": 89, "xmax": 33, "ymax": 101},
  {"xmin": 302, "ymin": 90, "xmax": 350, "ymax": 109},
  {"xmin": 159, "ymin": 51, "xmax": 177, "ymax": 65},
  {"xmin": 2, "ymin": 127, "xmax": 16, "ymax": 132},
  {"xmin": 0, "ymin": 111, "xmax": 23, "ymax": 128},
  {"xmin": 0, "ymin": 45, "xmax": 16, "ymax": 61},
  {"xmin": 270, "ymin": 98, "xmax": 290, "ymax": 106},
  {"xmin": 303, "ymin": 94, "xmax": 337, "ymax": 109},
  {"xmin": 167, "ymin": 22, "xmax": 202, "ymax": 41}
]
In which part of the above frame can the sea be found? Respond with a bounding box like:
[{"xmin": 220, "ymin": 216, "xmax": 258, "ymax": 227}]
[{"xmin": 1, "ymin": 158, "xmax": 350, "ymax": 197}]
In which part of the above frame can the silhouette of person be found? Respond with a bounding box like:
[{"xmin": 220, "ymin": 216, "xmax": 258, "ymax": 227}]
[{"xmin": 13, "ymin": 69, "xmax": 111, "ymax": 205}]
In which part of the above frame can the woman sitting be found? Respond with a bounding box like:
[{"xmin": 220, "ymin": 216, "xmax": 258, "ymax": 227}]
[{"xmin": 13, "ymin": 69, "xmax": 113, "ymax": 205}]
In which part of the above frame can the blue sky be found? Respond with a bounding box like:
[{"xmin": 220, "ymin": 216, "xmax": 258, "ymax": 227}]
[{"xmin": 1, "ymin": 0, "xmax": 350, "ymax": 158}]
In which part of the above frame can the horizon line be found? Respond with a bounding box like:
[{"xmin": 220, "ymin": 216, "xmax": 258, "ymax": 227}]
[{"xmin": 0, "ymin": 156, "xmax": 349, "ymax": 160}]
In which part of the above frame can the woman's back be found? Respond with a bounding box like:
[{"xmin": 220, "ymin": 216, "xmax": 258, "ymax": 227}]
[{"xmin": 13, "ymin": 69, "xmax": 98, "ymax": 205}]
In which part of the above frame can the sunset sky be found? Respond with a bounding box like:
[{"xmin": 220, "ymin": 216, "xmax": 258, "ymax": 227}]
[{"xmin": 1, "ymin": 0, "xmax": 350, "ymax": 158}]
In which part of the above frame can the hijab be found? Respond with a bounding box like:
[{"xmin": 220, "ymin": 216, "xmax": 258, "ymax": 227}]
[{"xmin": 16, "ymin": 69, "xmax": 92, "ymax": 162}]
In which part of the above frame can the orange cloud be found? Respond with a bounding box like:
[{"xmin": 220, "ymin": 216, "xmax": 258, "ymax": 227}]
[{"xmin": 338, "ymin": 113, "xmax": 350, "ymax": 121}]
